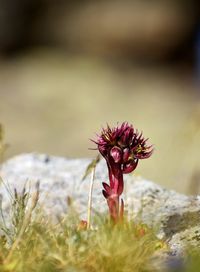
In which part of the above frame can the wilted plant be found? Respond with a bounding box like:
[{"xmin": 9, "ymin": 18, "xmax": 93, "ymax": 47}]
[{"xmin": 92, "ymin": 122, "xmax": 153, "ymax": 223}]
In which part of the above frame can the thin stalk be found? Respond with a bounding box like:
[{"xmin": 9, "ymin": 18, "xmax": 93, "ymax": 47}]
[{"xmin": 87, "ymin": 167, "xmax": 96, "ymax": 230}]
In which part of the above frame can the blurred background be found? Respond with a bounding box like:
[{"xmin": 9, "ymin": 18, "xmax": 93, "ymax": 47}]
[{"xmin": 0, "ymin": 0, "xmax": 200, "ymax": 194}]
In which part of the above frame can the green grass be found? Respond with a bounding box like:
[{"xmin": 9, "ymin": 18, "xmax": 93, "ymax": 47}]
[{"xmin": 0, "ymin": 184, "xmax": 163, "ymax": 272}]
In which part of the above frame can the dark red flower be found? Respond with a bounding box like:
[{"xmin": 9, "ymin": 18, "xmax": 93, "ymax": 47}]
[{"xmin": 92, "ymin": 122, "xmax": 153, "ymax": 222}]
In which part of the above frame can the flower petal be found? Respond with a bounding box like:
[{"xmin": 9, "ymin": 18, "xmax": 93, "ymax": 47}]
[{"xmin": 123, "ymin": 159, "xmax": 138, "ymax": 174}]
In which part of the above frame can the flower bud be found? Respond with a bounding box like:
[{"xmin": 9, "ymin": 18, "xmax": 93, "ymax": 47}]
[
  {"xmin": 123, "ymin": 148, "xmax": 130, "ymax": 162},
  {"xmin": 110, "ymin": 146, "xmax": 122, "ymax": 163}
]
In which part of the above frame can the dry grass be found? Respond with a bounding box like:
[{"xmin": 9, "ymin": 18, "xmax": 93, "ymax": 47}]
[{"xmin": 0, "ymin": 181, "xmax": 162, "ymax": 272}]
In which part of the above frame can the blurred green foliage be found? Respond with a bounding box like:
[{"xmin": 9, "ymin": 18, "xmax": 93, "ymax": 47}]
[{"xmin": 0, "ymin": 124, "xmax": 7, "ymax": 162}]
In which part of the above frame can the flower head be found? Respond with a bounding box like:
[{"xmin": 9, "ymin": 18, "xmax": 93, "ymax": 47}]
[
  {"xmin": 96, "ymin": 122, "xmax": 153, "ymax": 174},
  {"xmin": 92, "ymin": 122, "xmax": 153, "ymax": 222}
]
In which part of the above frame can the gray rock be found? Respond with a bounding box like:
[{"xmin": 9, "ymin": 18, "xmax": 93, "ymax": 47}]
[{"xmin": 0, "ymin": 153, "xmax": 200, "ymax": 255}]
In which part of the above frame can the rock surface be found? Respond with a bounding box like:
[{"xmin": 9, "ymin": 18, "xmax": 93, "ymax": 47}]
[{"xmin": 0, "ymin": 153, "xmax": 200, "ymax": 255}]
